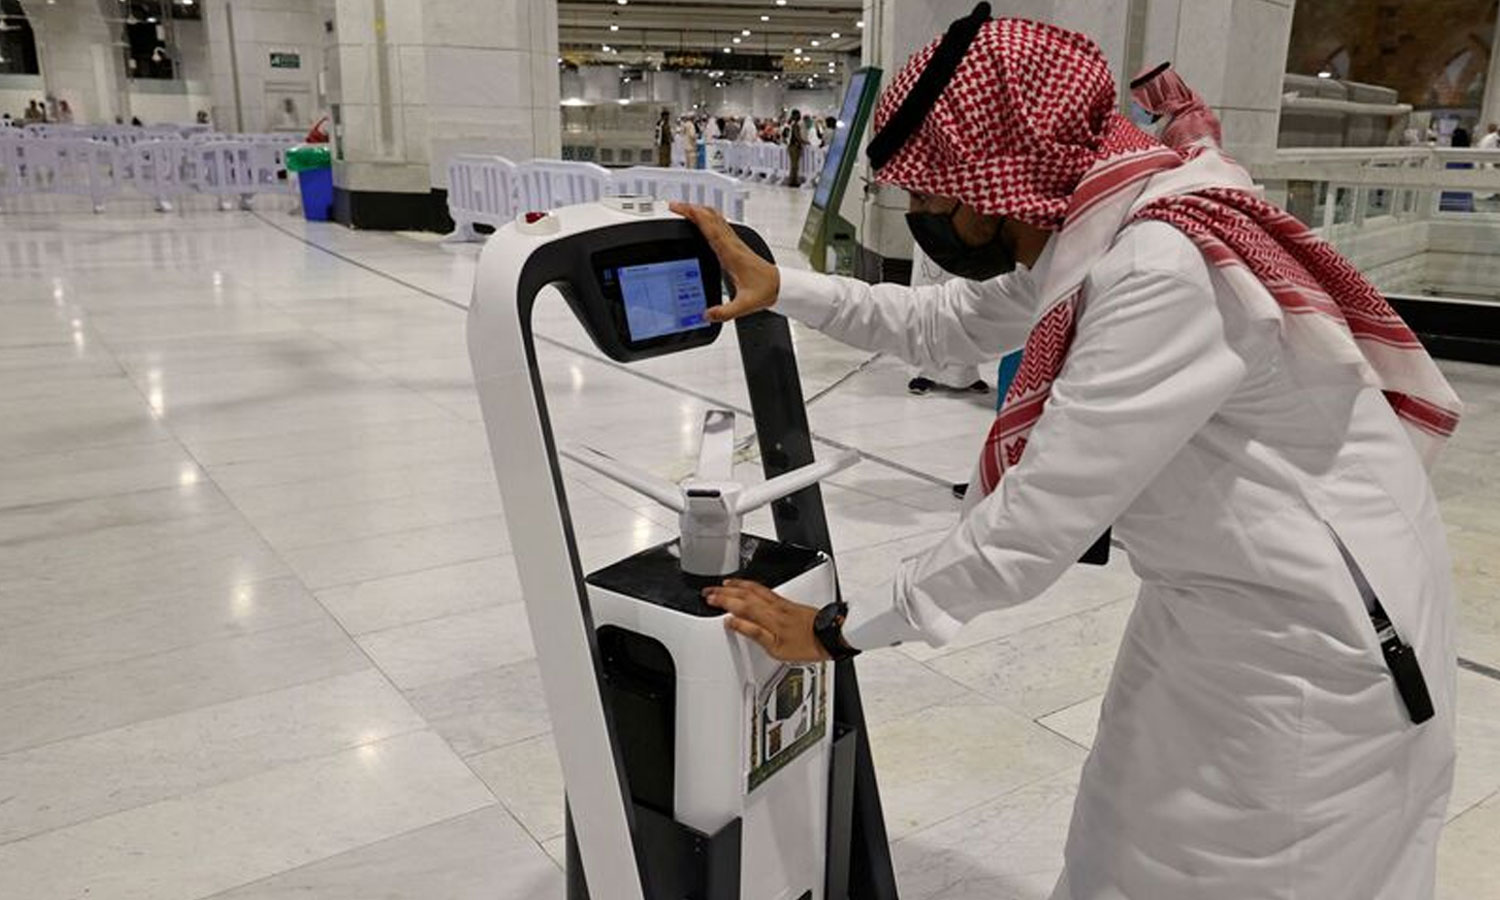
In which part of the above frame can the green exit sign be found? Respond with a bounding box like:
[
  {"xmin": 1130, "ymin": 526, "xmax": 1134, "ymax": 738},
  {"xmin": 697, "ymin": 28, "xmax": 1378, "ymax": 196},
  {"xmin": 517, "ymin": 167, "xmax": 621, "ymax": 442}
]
[{"xmin": 269, "ymin": 52, "xmax": 301, "ymax": 69}]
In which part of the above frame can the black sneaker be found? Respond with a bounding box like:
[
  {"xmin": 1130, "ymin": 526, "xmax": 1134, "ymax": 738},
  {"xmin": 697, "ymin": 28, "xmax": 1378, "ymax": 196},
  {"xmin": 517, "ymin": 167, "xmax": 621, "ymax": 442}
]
[
  {"xmin": 907, "ymin": 376, "xmax": 936, "ymax": 395},
  {"xmin": 966, "ymin": 379, "xmax": 991, "ymax": 394}
]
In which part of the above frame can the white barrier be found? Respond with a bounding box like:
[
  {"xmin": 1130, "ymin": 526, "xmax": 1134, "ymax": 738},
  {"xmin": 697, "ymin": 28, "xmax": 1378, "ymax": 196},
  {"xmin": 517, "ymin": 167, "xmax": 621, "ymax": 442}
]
[
  {"xmin": 446, "ymin": 154, "xmax": 519, "ymax": 242},
  {"xmin": 609, "ymin": 166, "xmax": 749, "ymax": 222},
  {"xmin": 0, "ymin": 128, "xmax": 296, "ymax": 213},
  {"xmin": 0, "ymin": 134, "xmax": 25, "ymax": 202},
  {"xmin": 709, "ymin": 139, "xmax": 825, "ymax": 188},
  {"xmin": 187, "ymin": 139, "xmax": 294, "ymax": 210},
  {"xmin": 122, "ymin": 139, "xmax": 190, "ymax": 212},
  {"xmin": 16, "ymin": 138, "xmax": 118, "ymax": 212},
  {"xmin": 0, "ymin": 132, "xmax": 755, "ymax": 224},
  {"xmin": 514, "ymin": 159, "xmax": 611, "ymax": 211}
]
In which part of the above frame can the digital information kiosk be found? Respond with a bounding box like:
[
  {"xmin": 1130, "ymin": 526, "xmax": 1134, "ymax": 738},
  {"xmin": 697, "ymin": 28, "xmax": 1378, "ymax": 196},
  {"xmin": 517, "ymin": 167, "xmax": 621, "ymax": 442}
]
[
  {"xmin": 799, "ymin": 67, "xmax": 883, "ymax": 275},
  {"xmin": 467, "ymin": 197, "xmax": 901, "ymax": 900}
]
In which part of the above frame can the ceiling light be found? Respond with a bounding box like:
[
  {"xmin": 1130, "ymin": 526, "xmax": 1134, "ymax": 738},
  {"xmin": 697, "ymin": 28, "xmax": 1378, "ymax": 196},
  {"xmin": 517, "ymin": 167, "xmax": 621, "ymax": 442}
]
[
  {"xmin": 1317, "ymin": 70, "xmax": 1332, "ymax": 78},
  {"xmin": 723, "ymin": 46, "xmax": 731, "ymax": 53},
  {"xmin": 856, "ymin": 19, "xmax": 864, "ymax": 28},
  {"xmin": 146, "ymin": 16, "xmax": 157, "ymax": 22},
  {"xmin": 741, "ymin": 29, "xmax": 751, "ymax": 36},
  {"xmin": 732, "ymin": 37, "xmax": 741, "ymax": 44},
  {"xmin": 775, "ymin": 0, "xmax": 786, "ymax": 5},
  {"xmin": 760, "ymin": 14, "xmax": 769, "ymax": 21},
  {"xmin": 609, "ymin": 23, "xmax": 618, "ymax": 31},
  {"xmin": 617, "ymin": 98, "xmax": 630, "ymax": 105},
  {"xmin": 809, "ymin": 39, "xmax": 820, "ymax": 46},
  {"xmin": 830, "ymin": 32, "xmax": 840, "ymax": 38},
  {"xmin": 793, "ymin": 47, "xmax": 801, "ymax": 55},
  {"xmin": 601, "ymin": 44, "xmax": 611, "ymax": 51},
  {"xmin": 617, "ymin": 0, "xmax": 628, "ymax": 4}
]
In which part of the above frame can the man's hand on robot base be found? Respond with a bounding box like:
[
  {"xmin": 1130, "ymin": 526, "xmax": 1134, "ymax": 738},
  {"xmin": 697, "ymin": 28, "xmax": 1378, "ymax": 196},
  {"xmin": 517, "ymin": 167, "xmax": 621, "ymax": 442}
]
[
  {"xmin": 669, "ymin": 202, "xmax": 780, "ymax": 323},
  {"xmin": 702, "ymin": 579, "xmax": 830, "ymax": 663}
]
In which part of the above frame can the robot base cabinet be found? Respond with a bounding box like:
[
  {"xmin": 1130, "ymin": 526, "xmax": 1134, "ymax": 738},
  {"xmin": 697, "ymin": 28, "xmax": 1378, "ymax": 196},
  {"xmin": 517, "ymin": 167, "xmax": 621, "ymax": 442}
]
[{"xmin": 567, "ymin": 537, "xmax": 858, "ymax": 900}]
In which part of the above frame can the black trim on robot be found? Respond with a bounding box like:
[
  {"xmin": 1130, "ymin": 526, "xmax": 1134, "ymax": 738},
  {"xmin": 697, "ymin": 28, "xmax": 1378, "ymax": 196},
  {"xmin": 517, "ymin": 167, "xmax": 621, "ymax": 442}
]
[
  {"xmin": 511, "ymin": 218, "xmax": 900, "ymax": 900},
  {"xmin": 587, "ymin": 537, "xmax": 829, "ymax": 618},
  {"xmin": 735, "ymin": 289, "xmax": 901, "ymax": 900},
  {"xmin": 514, "ymin": 250, "xmax": 661, "ymax": 899}
]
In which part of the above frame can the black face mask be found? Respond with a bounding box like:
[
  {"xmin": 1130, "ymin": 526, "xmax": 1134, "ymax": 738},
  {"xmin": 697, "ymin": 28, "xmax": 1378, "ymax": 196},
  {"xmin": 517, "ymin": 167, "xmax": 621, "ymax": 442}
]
[{"xmin": 906, "ymin": 207, "xmax": 1016, "ymax": 281}]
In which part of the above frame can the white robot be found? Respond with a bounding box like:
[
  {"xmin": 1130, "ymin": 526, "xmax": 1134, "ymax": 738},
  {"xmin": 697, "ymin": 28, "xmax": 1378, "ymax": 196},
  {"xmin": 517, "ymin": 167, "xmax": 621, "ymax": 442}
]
[{"xmin": 467, "ymin": 198, "xmax": 899, "ymax": 900}]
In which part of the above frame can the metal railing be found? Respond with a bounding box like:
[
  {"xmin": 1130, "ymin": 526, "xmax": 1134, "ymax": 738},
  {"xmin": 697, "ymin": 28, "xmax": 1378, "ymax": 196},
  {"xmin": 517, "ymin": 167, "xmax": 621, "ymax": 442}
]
[{"xmin": 1252, "ymin": 146, "xmax": 1500, "ymax": 231}]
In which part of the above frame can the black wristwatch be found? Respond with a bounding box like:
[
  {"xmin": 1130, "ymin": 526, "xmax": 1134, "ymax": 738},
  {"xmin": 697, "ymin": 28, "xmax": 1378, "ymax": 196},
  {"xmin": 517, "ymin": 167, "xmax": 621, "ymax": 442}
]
[{"xmin": 813, "ymin": 600, "xmax": 860, "ymax": 662}]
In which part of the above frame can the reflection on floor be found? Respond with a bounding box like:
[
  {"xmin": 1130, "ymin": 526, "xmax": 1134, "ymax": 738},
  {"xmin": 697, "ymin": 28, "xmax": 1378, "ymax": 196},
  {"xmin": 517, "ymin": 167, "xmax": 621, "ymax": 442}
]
[{"xmin": 1, "ymin": 184, "xmax": 1498, "ymax": 899}]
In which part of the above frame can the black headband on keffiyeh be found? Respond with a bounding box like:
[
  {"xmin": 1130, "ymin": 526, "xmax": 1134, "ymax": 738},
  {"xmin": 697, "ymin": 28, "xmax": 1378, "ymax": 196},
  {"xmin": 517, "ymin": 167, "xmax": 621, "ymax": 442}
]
[{"xmin": 866, "ymin": 2, "xmax": 992, "ymax": 171}]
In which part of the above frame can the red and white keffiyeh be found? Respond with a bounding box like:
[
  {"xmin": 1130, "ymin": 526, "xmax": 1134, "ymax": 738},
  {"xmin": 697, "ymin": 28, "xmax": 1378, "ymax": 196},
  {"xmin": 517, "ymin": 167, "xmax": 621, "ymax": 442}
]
[
  {"xmin": 1130, "ymin": 63, "xmax": 1223, "ymax": 154},
  {"xmin": 870, "ymin": 19, "xmax": 1462, "ymax": 499},
  {"xmin": 871, "ymin": 17, "xmax": 1158, "ymax": 228}
]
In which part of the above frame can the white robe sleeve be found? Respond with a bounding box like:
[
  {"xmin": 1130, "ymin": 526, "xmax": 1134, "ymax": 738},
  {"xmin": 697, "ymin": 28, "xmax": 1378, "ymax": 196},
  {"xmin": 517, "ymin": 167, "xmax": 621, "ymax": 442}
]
[
  {"xmin": 842, "ymin": 262, "xmax": 1253, "ymax": 649},
  {"xmin": 775, "ymin": 268, "xmax": 1036, "ymax": 368}
]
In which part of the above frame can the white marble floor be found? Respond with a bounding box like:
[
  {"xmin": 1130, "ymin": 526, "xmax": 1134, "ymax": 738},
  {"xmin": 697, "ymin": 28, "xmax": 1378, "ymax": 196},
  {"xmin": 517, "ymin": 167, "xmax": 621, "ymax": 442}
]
[{"xmin": 2, "ymin": 186, "xmax": 1499, "ymax": 900}]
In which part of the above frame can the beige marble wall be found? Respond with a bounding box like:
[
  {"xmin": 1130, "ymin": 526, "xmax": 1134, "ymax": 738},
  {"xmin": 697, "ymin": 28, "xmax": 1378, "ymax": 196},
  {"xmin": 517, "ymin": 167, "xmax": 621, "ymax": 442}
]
[
  {"xmin": 326, "ymin": 0, "xmax": 559, "ymax": 194},
  {"xmin": 201, "ymin": 0, "xmax": 329, "ymax": 134}
]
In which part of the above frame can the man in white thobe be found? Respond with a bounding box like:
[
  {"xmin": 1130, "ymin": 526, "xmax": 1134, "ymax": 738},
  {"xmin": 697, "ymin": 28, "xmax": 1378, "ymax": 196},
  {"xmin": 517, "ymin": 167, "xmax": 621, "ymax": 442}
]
[{"xmin": 675, "ymin": 6, "xmax": 1463, "ymax": 900}]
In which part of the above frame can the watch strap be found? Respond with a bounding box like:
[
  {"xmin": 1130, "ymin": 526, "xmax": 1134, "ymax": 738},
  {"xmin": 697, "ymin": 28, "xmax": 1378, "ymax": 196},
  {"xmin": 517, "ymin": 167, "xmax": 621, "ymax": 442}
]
[{"xmin": 814, "ymin": 601, "xmax": 860, "ymax": 661}]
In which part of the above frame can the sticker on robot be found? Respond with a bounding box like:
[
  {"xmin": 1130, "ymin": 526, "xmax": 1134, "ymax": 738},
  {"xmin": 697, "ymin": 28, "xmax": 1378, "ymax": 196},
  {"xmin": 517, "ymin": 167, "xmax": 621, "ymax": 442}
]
[{"xmin": 747, "ymin": 662, "xmax": 828, "ymax": 792}]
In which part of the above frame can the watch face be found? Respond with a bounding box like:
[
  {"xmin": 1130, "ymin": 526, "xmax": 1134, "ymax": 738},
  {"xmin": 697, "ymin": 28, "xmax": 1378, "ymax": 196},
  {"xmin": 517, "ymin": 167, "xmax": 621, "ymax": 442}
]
[{"xmin": 816, "ymin": 602, "xmax": 847, "ymax": 630}]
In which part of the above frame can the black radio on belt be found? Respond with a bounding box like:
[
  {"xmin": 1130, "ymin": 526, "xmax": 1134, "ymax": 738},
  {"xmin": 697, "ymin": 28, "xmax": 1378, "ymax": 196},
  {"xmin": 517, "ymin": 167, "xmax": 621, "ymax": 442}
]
[{"xmin": 1371, "ymin": 602, "xmax": 1435, "ymax": 725}]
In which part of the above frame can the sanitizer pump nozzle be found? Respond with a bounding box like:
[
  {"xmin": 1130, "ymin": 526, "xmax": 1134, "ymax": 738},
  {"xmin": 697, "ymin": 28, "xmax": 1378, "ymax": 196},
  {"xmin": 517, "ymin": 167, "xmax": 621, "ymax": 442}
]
[{"xmin": 560, "ymin": 410, "xmax": 860, "ymax": 576}]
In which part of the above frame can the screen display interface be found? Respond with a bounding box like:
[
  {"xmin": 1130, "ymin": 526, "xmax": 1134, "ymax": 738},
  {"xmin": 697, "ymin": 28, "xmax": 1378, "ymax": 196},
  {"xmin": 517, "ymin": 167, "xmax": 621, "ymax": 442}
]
[
  {"xmin": 612, "ymin": 257, "xmax": 710, "ymax": 342},
  {"xmin": 812, "ymin": 70, "xmax": 870, "ymax": 210}
]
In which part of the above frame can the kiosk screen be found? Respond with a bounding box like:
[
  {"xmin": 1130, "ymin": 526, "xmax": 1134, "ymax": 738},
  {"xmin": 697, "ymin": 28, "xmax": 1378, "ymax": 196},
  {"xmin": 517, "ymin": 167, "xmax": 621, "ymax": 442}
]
[
  {"xmin": 811, "ymin": 69, "xmax": 871, "ymax": 210},
  {"xmin": 611, "ymin": 258, "xmax": 711, "ymax": 342}
]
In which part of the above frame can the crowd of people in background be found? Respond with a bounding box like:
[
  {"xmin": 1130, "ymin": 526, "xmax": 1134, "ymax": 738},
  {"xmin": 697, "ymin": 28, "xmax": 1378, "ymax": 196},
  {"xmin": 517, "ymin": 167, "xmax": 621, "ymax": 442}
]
[
  {"xmin": 0, "ymin": 97, "xmax": 155, "ymax": 128},
  {"xmin": 654, "ymin": 106, "xmax": 838, "ymax": 186},
  {"xmin": 1, "ymin": 97, "xmax": 73, "ymax": 127},
  {"xmin": 1402, "ymin": 118, "xmax": 1500, "ymax": 148}
]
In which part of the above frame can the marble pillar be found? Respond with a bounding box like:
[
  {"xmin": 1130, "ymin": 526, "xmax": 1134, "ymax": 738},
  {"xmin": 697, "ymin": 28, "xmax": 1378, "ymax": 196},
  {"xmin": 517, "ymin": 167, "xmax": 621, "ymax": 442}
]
[
  {"xmin": 201, "ymin": 0, "xmax": 330, "ymax": 134},
  {"xmin": 851, "ymin": 0, "xmax": 1295, "ymax": 274},
  {"xmin": 1142, "ymin": 0, "xmax": 1296, "ymax": 165},
  {"xmin": 852, "ymin": 0, "xmax": 985, "ymax": 274},
  {"xmin": 323, "ymin": 0, "xmax": 560, "ymax": 230},
  {"xmin": 1478, "ymin": 9, "xmax": 1500, "ymax": 132},
  {"xmin": 18, "ymin": 0, "xmax": 130, "ymax": 124}
]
